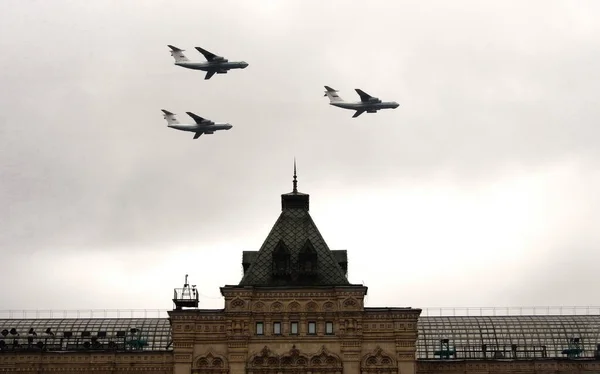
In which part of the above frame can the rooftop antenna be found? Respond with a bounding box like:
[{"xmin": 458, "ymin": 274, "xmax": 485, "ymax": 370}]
[{"xmin": 293, "ymin": 158, "xmax": 298, "ymax": 193}]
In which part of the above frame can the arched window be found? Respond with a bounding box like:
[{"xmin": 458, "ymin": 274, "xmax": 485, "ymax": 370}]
[
  {"xmin": 272, "ymin": 240, "xmax": 291, "ymax": 278},
  {"xmin": 298, "ymin": 239, "xmax": 317, "ymax": 277}
]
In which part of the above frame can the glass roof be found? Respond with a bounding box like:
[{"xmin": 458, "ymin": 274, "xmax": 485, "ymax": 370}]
[
  {"xmin": 418, "ymin": 315, "xmax": 600, "ymax": 360},
  {"xmin": 2, "ymin": 315, "xmax": 600, "ymax": 359},
  {"xmin": 0, "ymin": 318, "xmax": 171, "ymax": 352}
]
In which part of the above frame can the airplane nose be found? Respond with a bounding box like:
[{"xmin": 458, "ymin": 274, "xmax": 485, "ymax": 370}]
[
  {"xmin": 393, "ymin": 103, "xmax": 400, "ymax": 108},
  {"xmin": 241, "ymin": 62, "xmax": 249, "ymax": 68}
]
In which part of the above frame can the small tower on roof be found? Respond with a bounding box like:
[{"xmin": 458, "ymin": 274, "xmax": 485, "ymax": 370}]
[{"xmin": 236, "ymin": 160, "xmax": 351, "ymax": 287}]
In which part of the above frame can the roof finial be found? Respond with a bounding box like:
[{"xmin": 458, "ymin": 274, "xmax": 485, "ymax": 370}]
[{"xmin": 293, "ymin": 158, "xmax": 298, "ymax": 193}]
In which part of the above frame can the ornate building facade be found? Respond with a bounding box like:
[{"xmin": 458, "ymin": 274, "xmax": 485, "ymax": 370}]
[
  {"xmin": 169, "ymin": 174, "xmax": 420, "ymax": 374},
  {"xmin": 1, "ymin": 174, "xmax": 600, "ymax": 373}
]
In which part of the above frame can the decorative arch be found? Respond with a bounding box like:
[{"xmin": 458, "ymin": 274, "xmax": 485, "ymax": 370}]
[
  {"xmin": 310, "ymin": 346, "xmax": 343, "ymax": 369},
  {"xmin": 270, "ymin": 302, "xmax": 284, "ymax": 313},
  {"xmin": 253, "ymin": 302, "xmax": 265, "ymax": 312},
  {"xmin": 280, "ymin": 345, "xmax": 309, "ymax": 367},
  {"xmin": 343, "ymin": 298, "xmax": 359, "ymax": 310},
  {"xmin": 193, "ymin": 351, "xmax": 229, "ymax": 374},
  {"xmin": 248, "ymin": 346, "xmax": 280, "ymax": 371},
  {"xmin": 230, "ymin": 298, "xmax": 246, "ymax": 310},
  {"xmin": 247, "ymin": 345, "xmax": 342, "ymax": 374},
  {"xmin": 288, "ymin": 301, "xmax": 300, "ymax": 313},
  {"xmin": 360, "ymin": 347, "xmax": 396, "ymax": 374},
  {"xmin": 323, "ymin": 301, "xmax": 336, "ymax": 312},
  {"xmin": 305, "ymin": 301, "xmax": 319, "ymax": 312}
]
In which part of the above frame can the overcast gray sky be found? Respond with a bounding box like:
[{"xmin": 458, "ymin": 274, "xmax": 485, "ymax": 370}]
[{"xmin": 1, "ymin": 0, "xmax": 600, "ymax": 313}]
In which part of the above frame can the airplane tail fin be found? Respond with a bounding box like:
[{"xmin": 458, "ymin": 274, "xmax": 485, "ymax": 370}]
[
  {"xmin": 168, "ymin": 45, "xmax": 189, "ymax": 62},
  {"xmin": 162, "ymin": 109, "xmax": 179, "ymax": 125},
  {"xmin": 324, "ymin": 86, "xmax": 343, "ymax": 102}
]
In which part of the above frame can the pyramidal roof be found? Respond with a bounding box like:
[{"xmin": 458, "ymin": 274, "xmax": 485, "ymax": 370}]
[{"xmin": 238, "ymin": 165, "xmax": 351, "ymax": 287}]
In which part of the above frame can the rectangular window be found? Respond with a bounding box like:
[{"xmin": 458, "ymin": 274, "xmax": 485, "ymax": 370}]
[
  {"xmin": 308, "ymin": 321, "xmax": 316, "ymax": 335},
  {"xmin": 273, "ymin": 322, "xmax": 281, "ymax": 335},
  {"xmin": 290, "ymin": 321, "xmax": 299, "ymax": 335},
  {"xmin": 326, "ymin": 321, "xmax": 334, "ymax": 335},
  {"xmin": 256, "ymin": 322, "xmax": 264, "ymax": 335}
]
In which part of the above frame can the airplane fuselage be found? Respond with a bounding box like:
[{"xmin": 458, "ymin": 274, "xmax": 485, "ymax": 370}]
[
  {"xmin": 169, "ymin": 123, "xmax": 233, "ymax": 132},
  {"xmin": 330, "ymin": 101, "xmax": 400, "ymax": 111},
  {"xmin": 175, "ymin": 61, "xmax": 249, "ymax": 72}
]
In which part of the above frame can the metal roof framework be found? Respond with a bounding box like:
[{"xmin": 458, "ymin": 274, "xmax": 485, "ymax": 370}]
[
  {"xmin": 418, "ymin": 315, "xmax": 600, "ymax": 360},
  {"xmin": 0, "ymin": 318, "xmax": 171, "ymax": 352},
  {"xmin": 1, "ymin": 315, "xmax": 600, "ymax": 359}
]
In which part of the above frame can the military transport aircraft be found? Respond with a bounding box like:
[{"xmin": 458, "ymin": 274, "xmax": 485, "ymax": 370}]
[
  {"xmin": 323, "ymin": 86, "xmax": 400, "ymax": 118},
  {"xmin": 161, "ymin": 110, "xmax": 233, "ymax": 139},
  {"xmin": 167, "ymin": 45, "xmax": 249, "ymax": 80}
]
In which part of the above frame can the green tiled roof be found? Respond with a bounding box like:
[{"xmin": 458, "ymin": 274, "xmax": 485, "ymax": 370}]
[{"xmin": 238, "ymin": 190, "xmax": 350, "ymax": 287}]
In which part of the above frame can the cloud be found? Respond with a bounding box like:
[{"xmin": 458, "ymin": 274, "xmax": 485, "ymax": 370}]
[{"xmin": 1, "ymin": 0, "xmax": 599, "ymax": 309}]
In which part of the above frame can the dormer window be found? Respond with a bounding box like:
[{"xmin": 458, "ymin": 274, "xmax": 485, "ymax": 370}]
[
  {"xmin": 272, "ymin": 240, "xmax": 291, "ymax": 278},
  {"xmin": 299, "ymin": 239, "xmax": 317, "ymax": 276}
]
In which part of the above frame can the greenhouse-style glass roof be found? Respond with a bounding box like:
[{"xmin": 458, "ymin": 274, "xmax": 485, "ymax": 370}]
[
  {"xmin": 417, "ymin": 315, "xmax": 600, "ymax": 360},
  {"xmin": 2, "ymin": 315, "xmax": 600, "ymax": 359},
  {"xmin": 0, "ymin": 318, "xmax": 171, "ymax": 352}
]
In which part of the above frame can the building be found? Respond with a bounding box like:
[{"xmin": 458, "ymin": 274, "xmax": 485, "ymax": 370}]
[{"xmin": 1, "ymin": 172, "xmax": 600, "ymax": 373}]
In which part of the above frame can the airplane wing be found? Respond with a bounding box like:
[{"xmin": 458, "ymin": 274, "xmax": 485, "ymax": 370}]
[
  {"xmin": 352, "ymin": 110, "xmax": 365, "ymax": 118},
  {"xmin": 168, "ymin": 45, "xmax": 184, "ymax": 52},
  {"xmin": 195, "ymin": 47, "xmax": 222, "ymax": 61},
  {"xmin": 193, "ymin": 132, "xmax": 203, "ymax": 139},
  {"xmin": 205, "ymin": 71, "xmax": 216, "ymax": 80},
  {"xmin": 355, "ymin": 89, "xmax": 375, "ymax": 102},
  {"xmin": 161, "ymin": 109, "xmax": 174, "ymax": 115},
  {"xmin": 186, "ymin": 112, "xmax": 206, "ymax": 124}
]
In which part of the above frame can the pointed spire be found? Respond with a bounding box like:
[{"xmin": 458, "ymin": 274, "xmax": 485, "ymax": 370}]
[
  {"xmin": 282, "ymin": 158, "xmax": 309, "ymax": 211},
  {"xmin": 293, "ymin": 158, "xmax": 298, "ymax": 193}
]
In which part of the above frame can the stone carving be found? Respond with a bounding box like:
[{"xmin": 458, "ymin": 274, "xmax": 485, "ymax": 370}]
[
  {"xmin": 193, "ymin": 351, "xmax": 229, "ymax": 373},
  {"xmin": 360, "ymin": 347, "xmax": 396, "ymax": 374},
  {"xmin": 249, "ymin": 346, "xmax": 279, "ymax": 368},
  {"xmin": 247, "ymin": 345, "xmax": 342, "ymax": 373},
  {"xmin": 339, "ymin": 318, "xmax": 362, "ymax": 336},
  {"xmin": 323, "ymin": 301, "xmax": 336, "ymax": 312},
  {"xmin": 343, "ymin": 298, "xmax": 359, "ymax": 309},
  {"xmin": 310, "ymin": 346, "xmax": 342, "ymax": 368},
  {"xmin": 231, "ymin": 298, "xmax": 246, "ymax": 310},
  {"xmin": 270, "ymin": 302, "xmax": 284, "ymax": 312},
  {"xmin": 288, "ymin": 301, "xmax": 300, "ymax": 312},
  {"xmin": 306, "ymin": 301, "xmax": 319, "ymax": 312},
  {"xmin": 280, "ymin": 345, "xmax": 309, "ymax": 367},
  {"xmin": 253, "ymin": 302, "xmax": 265, "ymax": 312}
]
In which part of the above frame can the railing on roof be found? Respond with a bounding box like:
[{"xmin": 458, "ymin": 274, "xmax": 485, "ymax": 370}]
[
  {"xmin": 2, "ymin": 306, "xmax": 600, "ymax": 320},
  {"xmin": 0, "ymin": 309, "xmax": 169, "ymax": 319},
  {"xmin": 421, "ymin": 306, "xmax": 600, "ymax": 316}
]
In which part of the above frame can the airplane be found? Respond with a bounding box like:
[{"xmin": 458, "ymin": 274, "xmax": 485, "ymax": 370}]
[
  {"xmin": 161, "ymin": 110, "xmax": 233, "ymax": 139},
  {"xmin": 323, "ymin": 86, "xmax": 399, "ymax": 118},
  {"xmin": 167, "ymin": 45, "xmax": 249, "ymax": 80}
]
